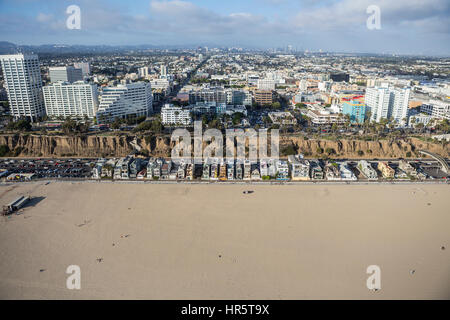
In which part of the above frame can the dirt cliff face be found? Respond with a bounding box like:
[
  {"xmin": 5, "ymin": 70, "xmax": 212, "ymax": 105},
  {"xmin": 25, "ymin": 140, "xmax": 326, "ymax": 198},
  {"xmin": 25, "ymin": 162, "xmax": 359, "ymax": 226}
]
[
  {"xmin": 0, "ymin": 134, "xmax": 448, "ymax": 159},
  {"xmin": 0, "ymin": 134, "xmax": 132, "ymax": 157},
  {"xmin": 282, "ymin": 136, "xmax": 449, "ymax": 159}
]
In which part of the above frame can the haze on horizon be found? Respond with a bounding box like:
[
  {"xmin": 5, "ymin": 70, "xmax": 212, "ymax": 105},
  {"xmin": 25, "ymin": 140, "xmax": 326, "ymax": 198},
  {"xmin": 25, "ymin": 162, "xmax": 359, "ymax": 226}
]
[{"xmin": 0, "ymin": 0, "xmax": 449, "ymax": 56}]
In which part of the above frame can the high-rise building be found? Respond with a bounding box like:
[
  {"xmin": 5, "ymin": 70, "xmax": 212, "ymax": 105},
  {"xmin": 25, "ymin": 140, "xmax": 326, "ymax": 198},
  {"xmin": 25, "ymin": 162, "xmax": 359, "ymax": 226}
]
[
  {"xmin": 42, "ymin": 81, "xmax": 98, "ymax": 118},
  {"xmin": 49, "ymin": 66, "xmax": 83, "ymax": 83},
  {"xmin": 365, "ymin": 87, "xmax": 391, "ymax": 122},
  {"xmin": 390, "ymin": 87, "xmax": 410, "ymax": 125},
  {"xmin": 97, "ymin": 82, "xmax": 153, "ymax": 122},
  {"xmin": 73, "ymin": 62, "xmax": 91, "ymax": 76},
  {"xmin": 138, "ymin": 66, "xmax": 150, "ymax": 78},
  {"xmin": 0, "ymin": 54, "xmax": 45, "ymax": 120},
  {"xmin": 161, "ymin": 65, "xmax": 167, "ymax": 76},
  {"xmin": 342, "ymin": 100, "xmax": 367, "ymax": 124},
  {"xmin": 365, "ymin": 86, "xmax": 410, "ymax": 125}
]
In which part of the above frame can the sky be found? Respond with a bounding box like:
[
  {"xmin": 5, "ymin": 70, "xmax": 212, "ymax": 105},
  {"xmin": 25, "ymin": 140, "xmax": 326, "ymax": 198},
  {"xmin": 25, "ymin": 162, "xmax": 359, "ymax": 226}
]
[{"xmin": 0, "ymin": 0, "xmax": 449, "ymax": 55}]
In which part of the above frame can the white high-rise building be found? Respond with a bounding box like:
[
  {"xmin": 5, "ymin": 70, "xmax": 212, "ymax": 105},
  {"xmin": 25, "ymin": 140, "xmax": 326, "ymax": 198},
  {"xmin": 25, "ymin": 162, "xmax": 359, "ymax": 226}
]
[
  {"xmin": 73, "ymin": 62, "xmax": 91, "ymax": 76},
  {"xmin": 138, "ymin": 66, "xmax": 150, "ymax": 78},
  {"xmin": 97, "ymin": 82, "xmax": 153, "ymax": 122},
  {"xmin": 161, "ymin": 65, "xmax": 167, "ymax": 76},
  {"xmin": 42, "ymin": 81, "xmax": 99, "ymax": 118},
  {"xmin": 49, "ymin": 66, "xmax": 83, "ymax": 83},
  {"xmin": 0, "ymin": 54, "xmax": 45, "ymax": 120},
  {"xmin": 391, "ymin": 87, "xmax": 410, "ymax": 125},
  {"xmin": 365, "ymin": 87, "xmax": 391, "ymax": 122},
  {"xmin": 365, "ymin": 86, "xmax": 410, "ymax": 125}
]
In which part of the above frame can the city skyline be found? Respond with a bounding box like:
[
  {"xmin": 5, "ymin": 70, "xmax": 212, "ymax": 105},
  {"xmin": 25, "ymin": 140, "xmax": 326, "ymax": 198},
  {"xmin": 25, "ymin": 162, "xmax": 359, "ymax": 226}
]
[{"xmin": 0, "ymin": 0, "xmax": 449, "ymax": 56}]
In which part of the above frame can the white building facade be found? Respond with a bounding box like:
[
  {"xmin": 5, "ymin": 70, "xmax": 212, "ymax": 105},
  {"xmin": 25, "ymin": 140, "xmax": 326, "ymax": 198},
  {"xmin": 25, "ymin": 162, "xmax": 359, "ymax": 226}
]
[
  {"xmin": 73, "ymin": 62, "xmax": 90, "ymax": 76},
  {"xmin": 161, "ymin": 104, "xmax": 191, "ymax": 125},
  {"xmin": 365, "ymin": 86, "xmax": 410, "ymax": 125},
  {"xmin": 257, "ymin": 79, "xmax": 276, "ymax": 91},
  {"xmin": 43, "ymin": 81, "xmax": 99, "ymax": 118},
  {"xmin": 97, "ymin": 82, "xmax": 153, "ymax": 122},
  {"xmin": 49, "ymin": 66, "xmax": 83, "ymax": 83},
  {"xmin": 0, "ymin": 54, "xmax": 45, "ymax": 120}
]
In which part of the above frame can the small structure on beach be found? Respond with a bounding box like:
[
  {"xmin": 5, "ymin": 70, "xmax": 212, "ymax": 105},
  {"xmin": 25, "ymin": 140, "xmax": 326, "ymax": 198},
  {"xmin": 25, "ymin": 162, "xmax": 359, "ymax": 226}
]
[{"xmin": 2, "ymin": 195, "xmax": 30, "ymax": 215}]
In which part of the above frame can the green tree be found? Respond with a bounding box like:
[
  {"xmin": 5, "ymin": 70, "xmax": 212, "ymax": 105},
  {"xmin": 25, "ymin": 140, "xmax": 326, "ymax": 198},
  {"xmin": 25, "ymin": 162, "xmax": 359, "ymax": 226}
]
[{"xmin": 0, "ymin": 145, "xmax": 10, "ymax": 156}]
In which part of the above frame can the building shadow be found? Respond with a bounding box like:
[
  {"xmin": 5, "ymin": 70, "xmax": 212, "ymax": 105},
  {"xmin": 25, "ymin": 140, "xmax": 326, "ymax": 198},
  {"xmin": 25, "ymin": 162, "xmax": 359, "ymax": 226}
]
[{"xmin": 21, "ymin": 196, "xmax": 46, "ymax": 209}]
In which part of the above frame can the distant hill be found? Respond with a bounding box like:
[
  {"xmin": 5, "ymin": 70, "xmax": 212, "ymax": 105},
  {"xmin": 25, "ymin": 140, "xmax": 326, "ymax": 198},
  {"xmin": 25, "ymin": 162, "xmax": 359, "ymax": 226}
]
[
  {"xmin": 0, "ymin": 42, "xmax": 200, "ymax": 55},
  {"xmin": 0, "ymin": 41, "xmax": 19, "ymax": 54}
]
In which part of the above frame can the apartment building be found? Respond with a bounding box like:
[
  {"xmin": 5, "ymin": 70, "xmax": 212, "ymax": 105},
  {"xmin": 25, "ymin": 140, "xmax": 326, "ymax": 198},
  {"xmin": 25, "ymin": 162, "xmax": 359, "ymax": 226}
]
[
  {"xmin": 365, "ymin": 86, "xmax": 410, "ymax": 125},
  {"xmin": 420, "ymin": 100, "xmax": 450, "ymax": 121},
  {"xmin": 0, "ymin": 54, "xmax": 45, "ymax": 120},
  {"xmin": 161, "ymin": 104, "xmax": 192, "ymax": 125},
  {"xmin": 43, "ymin": 81, "xmax": 98, "ymax": 118},
  {"xmin": 97, "ymin": 82, "xmax": 153, "ymax": 122}
]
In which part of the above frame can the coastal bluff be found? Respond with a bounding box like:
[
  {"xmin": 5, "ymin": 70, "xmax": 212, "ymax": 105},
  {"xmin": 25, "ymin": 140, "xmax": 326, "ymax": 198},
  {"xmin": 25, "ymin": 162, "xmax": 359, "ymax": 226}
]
[{"xmin": 0, "ymin": 134, "xmax": 448, "ymax": 159}]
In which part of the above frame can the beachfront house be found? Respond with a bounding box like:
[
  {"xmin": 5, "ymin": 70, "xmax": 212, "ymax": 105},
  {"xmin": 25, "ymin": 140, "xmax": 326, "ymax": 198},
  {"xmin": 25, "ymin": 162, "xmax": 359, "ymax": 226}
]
[
  {"xmin": 276, "ymin": 160, "xmax": 289, "ymax": 180},
  {"xmin": 399, "ymin": 160, "xmax": 417, "ymax": 178},
  {"xmin": 219, "ymin": 162, "xmax": 227, "ymax": 181},
  {"xmin": 251, "ymin": 167, "xmax": 261, "ymax": 180},
  {"xmin": 146, "ymin": 158, "xmax": 158, "ymax": 179},
  {"xmin": 227, "ymin": 161, "xmax": 235, "ymax": 180},
  {"xmin": 310, "ymin": 160, "xmax": 324, "ymax": 180},
  {"xmin": 177, "ymin": 162, "xmax": 186, "ymax": 180},
  {"xmin": 137, "ymin": 169, "xmax": 147, "ymax": 179},
  {"xmin": 378, "ymin": 162, "xmax": 395, "ymax": 179},
  {"xmin": 202, "ymin": 163, "xmax": 210, "ymax": 180},
  {"xmin": 161, "ymin": 160, "xmax": 172, "ymax": 180},
  {"xmin": 101, "ymin": 159, "xmax": 116, "ymax": 178},
  {"xmin": 358, "ymin": 160, "xmax": 378, "ymax": 180},
  {"xmin": 186, "ymin": 163, "xmax": 194, "ymax": 180},
  {"xmin": 268, "ymin": 159, "xmax": 277, "ymax": 177},
  {"xmin": 129, "ymin": 158, "xmax": 146, "ymax": 179},
  {"xmin": 339, "ymin": 163, "xmax": 357, "ymax": 181},
  {"xmin": 243, "ymin": 160, "xmax": 252, "ymax": 180},
  {"xmin": 325, "ymin": 162, "xmax": 341, "ymax": 180},
  {"xmin": 289, "ymin": 155, "xmax": 310, "ymax": 181},
  {"xmin": 235, "ymin": 162, "xmax": 243, "ymax": 180},
  {"xmin": 260, "ymin": 159, "xmax": 269, "ymax": 178}
]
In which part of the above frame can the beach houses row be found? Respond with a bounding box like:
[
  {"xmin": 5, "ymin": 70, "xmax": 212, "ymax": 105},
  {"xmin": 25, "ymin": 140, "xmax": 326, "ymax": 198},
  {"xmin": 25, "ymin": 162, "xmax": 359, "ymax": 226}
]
[{"xmin": 91, "ymin": 156, "xmax": 425, "ymax": 182}]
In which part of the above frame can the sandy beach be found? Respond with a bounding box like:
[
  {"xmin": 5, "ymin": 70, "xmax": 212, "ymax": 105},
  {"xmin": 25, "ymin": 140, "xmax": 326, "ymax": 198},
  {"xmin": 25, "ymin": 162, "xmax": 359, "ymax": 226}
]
[{"xmin": 0, "ymin": 181, "xmax": 449, "ymax": 299}]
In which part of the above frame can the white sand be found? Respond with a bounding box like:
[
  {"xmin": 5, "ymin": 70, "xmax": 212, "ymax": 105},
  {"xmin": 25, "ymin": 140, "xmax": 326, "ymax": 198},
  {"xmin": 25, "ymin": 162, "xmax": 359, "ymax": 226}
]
[{"xmin": 0, "ymin": 181, "xmax": 449, "ymax": 299}]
